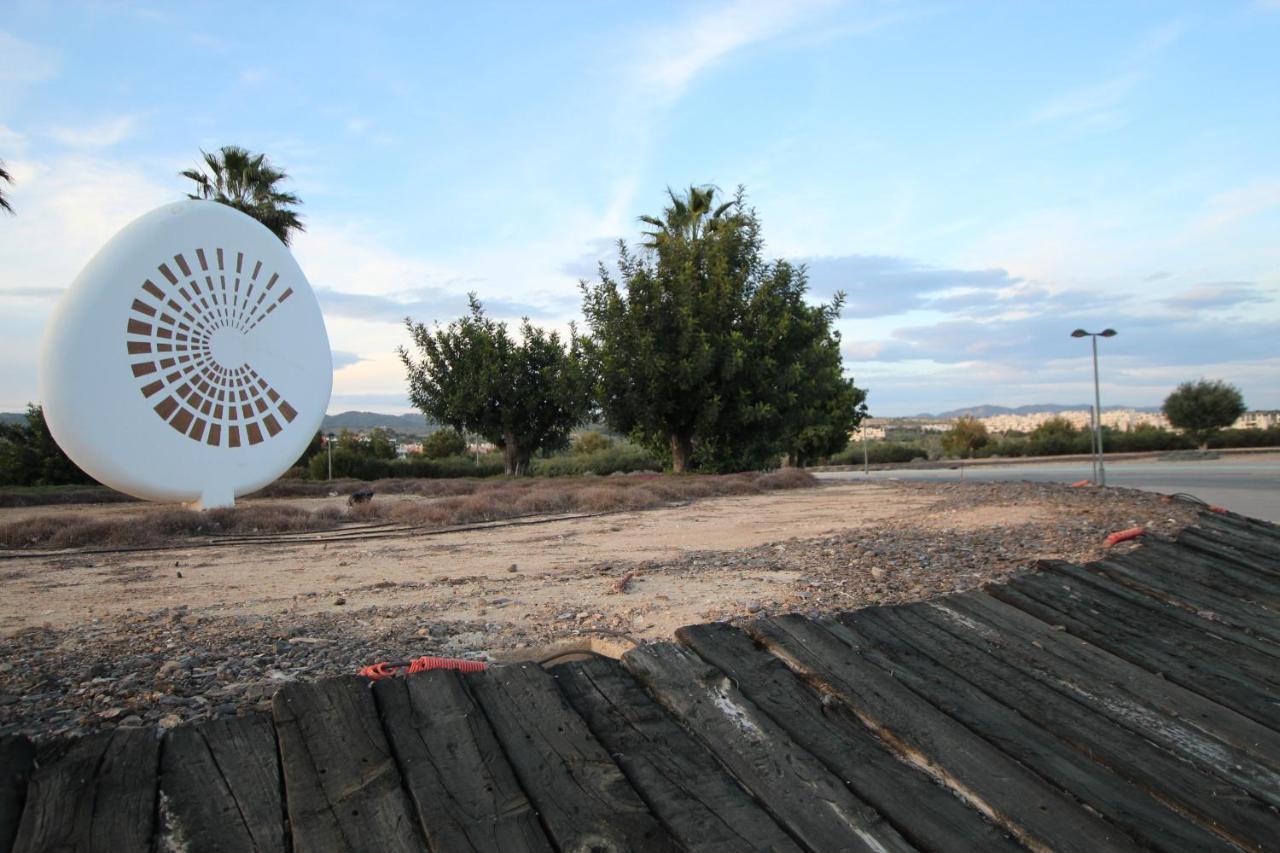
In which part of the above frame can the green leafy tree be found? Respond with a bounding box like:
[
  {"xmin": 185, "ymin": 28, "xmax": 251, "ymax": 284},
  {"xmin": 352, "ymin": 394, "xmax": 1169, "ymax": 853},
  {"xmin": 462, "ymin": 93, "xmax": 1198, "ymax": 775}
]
[
  {"xmin": 366, "ymin": 427, "xmax": 397, "ymax": 460},
  {"xmin": 421, "ymin": 428, "xmax": 467, "ymax": 459},
  {"xmin": 571, "ymin": 431, "xmax": 614, "ymax": 455},
  {"xmin": 1163, "ymin": 379, "xmax": 1246, "ymax": 450},
  {"xmin": 0, "ymin": 160, "xmax": 14, "ymax": 215},
  {"xmin": 583, "ymin": 185, "xmax": 864, "ymax": 472},
  {"xmin": 740, "ymin": 275, "xmax": 867, "ymax": 468},
  {"xmin": 400, "ymin": 295, "xmax": 593, "ymax": 475},
  {"xmin": 1027, "ymin": 416, "xmax": 1083, "ymax": 456},
  {"xmin": 941, "ymin": 416, "xmax": 990, "ymax": 459},
  {"xmin": 0, "ymin": 404, "xmax": 94, "ymax": 486},
  {"xmin": 181, "ymin": 146, "xmax": 304, "ymax": 245}
]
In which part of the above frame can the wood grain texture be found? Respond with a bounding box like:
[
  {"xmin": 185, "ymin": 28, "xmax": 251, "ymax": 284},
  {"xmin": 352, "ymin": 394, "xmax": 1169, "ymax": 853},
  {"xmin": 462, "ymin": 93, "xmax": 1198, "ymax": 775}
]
[
  {"xmin": 372, "ymin": 670, "xmax": 551, "ymax": 853},
  {"xmin": 936, "ymin": 592, "xmax": 1280, "ymax": 806},
  {"xmin": 556, "ymin": 656, "xmax": 802, "ymax": 853},
  {"xmin": 0, "ymin": 736, "xmax": 34, "ymax": 853},
  {"xmin": 990, "ymin": 573, "xmax": 1280, "ymax": 728},
  {"xmin": 676, "ymin": 621, "xmax": 1019, "ymax": 853},
  {"xmin": 846, "ymin": 605, "xmax": 1251, "ymax": 851},
  {"xmin": 749, "ymin": 614, "xmax": 1140, "ymax": 853},
  {"xmin": 158, "ymin": 713, "xmax": 286, "ymax": 853},
  {"xmin": 623, "ymin": 641, "xmax": 915, "ymax": 853},
  {"xmin": 467, "ymin": 662, "xmax": 679, "ymax": 853},
  {"xmin": 274, "ymin": 677, "xmax": 424, "ymax": 853},
  {"xmin": 12, "ymin": 728, "xmax": 159, "ymax": 853}
]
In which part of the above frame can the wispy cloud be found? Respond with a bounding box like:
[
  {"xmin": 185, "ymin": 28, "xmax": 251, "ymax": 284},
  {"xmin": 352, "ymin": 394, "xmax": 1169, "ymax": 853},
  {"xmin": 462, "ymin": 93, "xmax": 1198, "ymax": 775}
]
[
  {"xmin": 331, "ymin": 350, "xmax": 365, "ymax": 371},
  {"xmin": 1026, "ymin": 18, "xmax": 1187, "ymax": 130},
  {"xmin": 1192, "ymin": 178, "xmax": 1280, "ymax": 232},
  {"xmin": 0, "ymin": 287, "xmax": 64, "ymax": 300},
  {"xmin": 1164, "ymin": 283, "xmax": 1273, "ymax": 311},
  {"xmin": 49, "ymin": 115, "xmax": 137, "ymax": 148},
  {"xmin": 639, "ymin": 0, "xmax": 836, "ymax": 101},
  {"xmin": 801, "ymin": 254, "xmax": 1022, "ymax": 318},
  {"xmin": 0, "ymin": 30, "xmax": 58, "ymax": 111},
  {"xmin": 1029, "ymin": 73, "xmax": 1139, "ymax": 125}
]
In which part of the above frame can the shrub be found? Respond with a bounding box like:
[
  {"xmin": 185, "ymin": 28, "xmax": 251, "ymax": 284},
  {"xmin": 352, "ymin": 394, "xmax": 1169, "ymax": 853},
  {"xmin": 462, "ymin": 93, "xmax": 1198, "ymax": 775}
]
[
  {"xmin": 533, "ymin": 443, "xmax": 660, "ymax": 477},
  {"xmin": 421, "ymin": 428, "xmax": 468, "ymax": 459},
  {"xmin": 755, "ymin": 468, "xmax": 816, "ymax": 490},
  {"xmin": 571, "ymin": 431, "xmax": 615, "ymax": 455}
]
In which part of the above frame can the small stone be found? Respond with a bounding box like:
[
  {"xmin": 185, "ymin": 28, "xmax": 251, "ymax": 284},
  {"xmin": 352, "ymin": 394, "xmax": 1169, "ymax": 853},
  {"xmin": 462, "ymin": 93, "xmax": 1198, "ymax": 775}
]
[
  {"xmin": 118, "ymin": 715, "xmax": 144, "ymax": 727},
  {"xmin": 870, "ymin": 567, "xmax": 886, "ymax": 580},
  {"xmin": 508, "ymin": 564, "xmax": 519, "ymax": 572},
  {"xmin": 746, "ymin": 602, "xmax": 763, "ymax": 613},
  {"xmin": 333, "ymin": 597, "xmax": 346, "ymax": 606},
  {"xmin": 158, "ymin": 714, "xmax": 182, "ymax": 729},
  {"xmin": 176, "ymin": 570, "xmax": 183, "ymax": 578}
]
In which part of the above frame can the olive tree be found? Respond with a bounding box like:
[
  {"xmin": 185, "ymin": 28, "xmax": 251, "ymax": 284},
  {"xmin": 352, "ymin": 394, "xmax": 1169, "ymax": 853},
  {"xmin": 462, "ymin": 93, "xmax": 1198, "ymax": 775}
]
[
  {"xmin": 400, "ymin": 296, "xmax": 593, "ymax": 475},
  {"xmin": 941, "ymin": 416, "xmax": 990, "ymax": 459},
  {"xmin": 1162, "ymin": 379, "xmax": 1246, "ymax": 450}
]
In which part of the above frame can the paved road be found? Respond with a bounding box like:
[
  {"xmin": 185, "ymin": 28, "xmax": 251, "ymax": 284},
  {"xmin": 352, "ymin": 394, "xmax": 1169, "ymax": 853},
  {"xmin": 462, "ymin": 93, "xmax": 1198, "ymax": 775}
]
[{"xmin": 818, "ymin": 457, "xmax": 1280, "ymax": 523}]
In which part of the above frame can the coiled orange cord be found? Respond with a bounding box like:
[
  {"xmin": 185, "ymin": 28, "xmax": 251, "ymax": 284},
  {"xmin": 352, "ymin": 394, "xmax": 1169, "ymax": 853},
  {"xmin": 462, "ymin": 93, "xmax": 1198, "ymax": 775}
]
[
  {"xmin": 1104, "ymin": 527, "xmax": 1145, "ymax": 547},
  {"xmin": 358, "ymin": 656, "xmax": 488, "ymax": 680}
]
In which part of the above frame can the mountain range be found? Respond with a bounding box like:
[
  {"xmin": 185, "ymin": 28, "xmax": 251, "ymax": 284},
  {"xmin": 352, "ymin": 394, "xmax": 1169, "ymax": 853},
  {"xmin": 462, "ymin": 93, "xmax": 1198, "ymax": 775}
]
[{"xmin": 906, "ymin": 404, "xmax": 1163, "ymax": 419}]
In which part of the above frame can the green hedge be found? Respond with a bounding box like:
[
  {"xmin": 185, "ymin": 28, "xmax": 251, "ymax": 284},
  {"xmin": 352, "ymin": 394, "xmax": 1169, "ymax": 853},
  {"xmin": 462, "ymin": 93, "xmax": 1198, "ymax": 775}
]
[
  {"xmin": 828, "ymin": 442, "xmax": 926, "ymax": 465},
  {"xmin": 306, "ymin": 449, "xmax": 504, "ymax": 480},
  {"xmin": 532, "ymin": 444, "xmax": 661, "ymax": 476}
]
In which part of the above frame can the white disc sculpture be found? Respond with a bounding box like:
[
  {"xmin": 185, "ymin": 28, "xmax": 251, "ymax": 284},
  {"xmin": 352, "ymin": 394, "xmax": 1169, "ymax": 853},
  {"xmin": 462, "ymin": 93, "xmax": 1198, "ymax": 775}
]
[{"xmin": 40, "ymin": 200, "xmax": 332, "ymax": 509}]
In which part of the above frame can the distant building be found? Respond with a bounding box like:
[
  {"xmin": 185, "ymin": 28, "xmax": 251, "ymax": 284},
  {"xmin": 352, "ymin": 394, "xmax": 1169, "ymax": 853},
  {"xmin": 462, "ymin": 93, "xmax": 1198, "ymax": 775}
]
[
  {"xmin": 1234, "ymin": 410, "xmax": 1280, "ymax": 430},
  {"xmin": 978, "ymin": 409, "xmax": 1170, "ymax": 434}
]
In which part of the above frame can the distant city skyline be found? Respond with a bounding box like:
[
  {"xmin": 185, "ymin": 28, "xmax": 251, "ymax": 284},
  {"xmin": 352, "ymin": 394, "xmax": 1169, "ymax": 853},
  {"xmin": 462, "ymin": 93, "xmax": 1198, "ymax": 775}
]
[{"xmin": 2, "ymin": 2, "xmax": 1278, "ymax": 416}]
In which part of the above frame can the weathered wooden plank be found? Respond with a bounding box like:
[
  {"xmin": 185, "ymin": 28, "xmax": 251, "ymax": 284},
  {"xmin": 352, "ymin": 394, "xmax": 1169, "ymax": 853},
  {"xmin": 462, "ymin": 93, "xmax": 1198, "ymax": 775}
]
[
  {"xmin": 748, "ymin": 614, "xmax": 1141, "ymax": 853},
  {"xmin": 852, "ymin": 605, "xmax": 1264, "ymax": 851},
  {"xmin": 989, "ymin": 577, "xmax": 1280, "ymax": 728},
  {"xmin": 1122, "ymin": 539, "xmax": 1280, "ymax": 610},
  {"xmin": 935, "ymin": 592, "xmax": 1280, "ymax": 805},
  {"xmin": 372, "ymin": 670, "xmax": 552, "ymax": 853},
  {"xmin": 1177, "ymin": 526, "xmax": 1280, "ymax": 577},
  {"xmin": 622, "ymin": 641, "xmax": 914, "ymax": 853},
  {"xmin": 1036, "ymin": 560, "xmax": 1280, "ymax": 664},
  {"xmin": 273, "ymin": 677, "xmax": 424, "ymax": 853},
  {"xmin": 0, "ymin": 736, "xmax": 34, "ymax": 853},
  {"xmin": 1089, "ymin": 555, "xmax": 1280, "ymax": 643},
  {"xmin": 466, "ymin": 662, "xmax": 679, "ymax": 852},
  {"xmin": 158, "ymin": 713, "xmax": 286, "ymax": 853},
  {"xmin": 556, "ymin": 657, "xmax": 802, "ymax": 852},
  {"xmin": 12, "ymin": 727, "xmax": 159, "ymax": 853},
  {"xmin": 1197, "ymin": 513, "xmax": 1280, "ymax": 556},
  {"xmin": 676, "ymin": 622, "xmax": 1019, "ymax": 853}
]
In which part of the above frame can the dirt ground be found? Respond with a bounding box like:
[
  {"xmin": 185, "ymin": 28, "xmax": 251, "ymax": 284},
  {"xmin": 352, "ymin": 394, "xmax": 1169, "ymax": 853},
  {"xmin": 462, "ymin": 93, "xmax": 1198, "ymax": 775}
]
[
  {"xmin": 3, "ymin": 482, "xmax": 1049, "ymax": 633},
  {"xmin": 0, "ymin": 479, "xmax": 1200, "ymax": 739}
]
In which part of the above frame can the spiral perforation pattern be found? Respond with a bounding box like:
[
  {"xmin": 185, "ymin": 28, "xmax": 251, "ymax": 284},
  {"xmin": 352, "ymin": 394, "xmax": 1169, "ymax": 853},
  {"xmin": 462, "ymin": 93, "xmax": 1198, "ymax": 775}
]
[{"xmin": 124, "ymin": 248, "xmax": 297, "ymax": 448}]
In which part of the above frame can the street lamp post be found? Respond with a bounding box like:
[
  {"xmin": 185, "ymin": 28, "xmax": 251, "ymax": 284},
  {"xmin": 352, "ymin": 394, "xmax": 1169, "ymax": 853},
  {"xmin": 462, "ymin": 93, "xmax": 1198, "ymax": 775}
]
[
  {"xmin": 326, "ymin": 432, "xmax": 336, "ymax": 481},
  {"xmin": 1070, "ymin": 328, "xmax": 1117, "ymax": 487}
]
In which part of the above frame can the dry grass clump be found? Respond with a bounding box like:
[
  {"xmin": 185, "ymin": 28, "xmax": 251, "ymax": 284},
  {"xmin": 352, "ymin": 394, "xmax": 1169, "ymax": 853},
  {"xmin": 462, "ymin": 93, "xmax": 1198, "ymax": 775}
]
[
  {"xmin": 0, "ymin": 469, "xmax": 818, "ymax": 549},
  {"xmin": 1, "ymin": 504, "xmax": 332, "ymax": 549},
  {"xmin": 755, "ymin": 468, "xmax": 816, "ymax": 490}
]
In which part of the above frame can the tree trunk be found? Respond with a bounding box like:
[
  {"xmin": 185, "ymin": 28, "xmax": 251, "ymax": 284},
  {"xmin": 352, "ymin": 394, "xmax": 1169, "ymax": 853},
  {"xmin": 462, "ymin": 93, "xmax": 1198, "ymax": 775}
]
[
  {"xmin": 501, "ymin": 433, "xmax": 533, "ymax": 476},
  {"xmin": 669, "ymin": 433, "xmax": 693, "ymax": 474}
]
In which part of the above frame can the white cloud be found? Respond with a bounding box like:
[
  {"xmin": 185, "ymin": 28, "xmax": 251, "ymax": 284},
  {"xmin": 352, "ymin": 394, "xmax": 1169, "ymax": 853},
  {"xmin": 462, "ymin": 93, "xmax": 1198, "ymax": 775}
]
[
  {"xmin": 0, "ymin": 31, "xmax": 58, "ymax": 113},
  {"xmin": 0, "ymin": 153, "xmax": 173, "ymax": 408},
  {"xmin": 49, "ymin": 115, "xmax": 137, "ymax": 148},
  {"xmin": 1029, "ymin": 73, "xmax": 1139, "ymax": 125},
  {"xmin": 1192, "ymin": 178, "xmax": 1280, "ymax": 233},
  {"xmin": 638, "ymin": 0, "xmax": 836, "ymax": 101}
]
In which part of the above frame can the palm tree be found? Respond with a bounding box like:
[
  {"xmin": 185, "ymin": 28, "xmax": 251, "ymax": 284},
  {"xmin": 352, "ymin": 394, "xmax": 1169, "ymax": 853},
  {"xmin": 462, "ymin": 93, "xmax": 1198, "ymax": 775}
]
[
  {"xmin": 181, "ymin": 146, "xmax": 304, "ymax": 245},
  {"xmin": 0, "ymin": 160, "xmax": 14, "ymax": 215},
  {"xmin": 638, "ymin": 184, "xmax": 736, "ymax": 247}
]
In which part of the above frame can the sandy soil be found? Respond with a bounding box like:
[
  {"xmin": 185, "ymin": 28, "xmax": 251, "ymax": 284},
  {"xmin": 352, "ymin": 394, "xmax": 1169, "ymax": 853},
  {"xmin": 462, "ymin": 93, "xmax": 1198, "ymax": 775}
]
[
  {"xmin": 2, "ymin": 482, "xmax": 941, "ymax": 634},
  {"xmin": 0, "ymin": 479, "xmax": 1203, "ymax": 739}
]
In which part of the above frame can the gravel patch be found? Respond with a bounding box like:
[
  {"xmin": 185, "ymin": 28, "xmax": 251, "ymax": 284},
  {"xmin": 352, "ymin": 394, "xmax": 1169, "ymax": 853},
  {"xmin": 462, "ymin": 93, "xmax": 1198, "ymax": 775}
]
[{"xmin": 0, "ymin": 481, "xmax": 1198, "ymax": 740}]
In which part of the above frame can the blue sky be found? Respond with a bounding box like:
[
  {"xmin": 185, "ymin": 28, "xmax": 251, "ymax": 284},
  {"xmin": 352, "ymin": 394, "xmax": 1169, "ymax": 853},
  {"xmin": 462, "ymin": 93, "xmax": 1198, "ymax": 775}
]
[{"xmin": 1, "ymin": 0, "xmax": 1277, "ymax": 416}]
